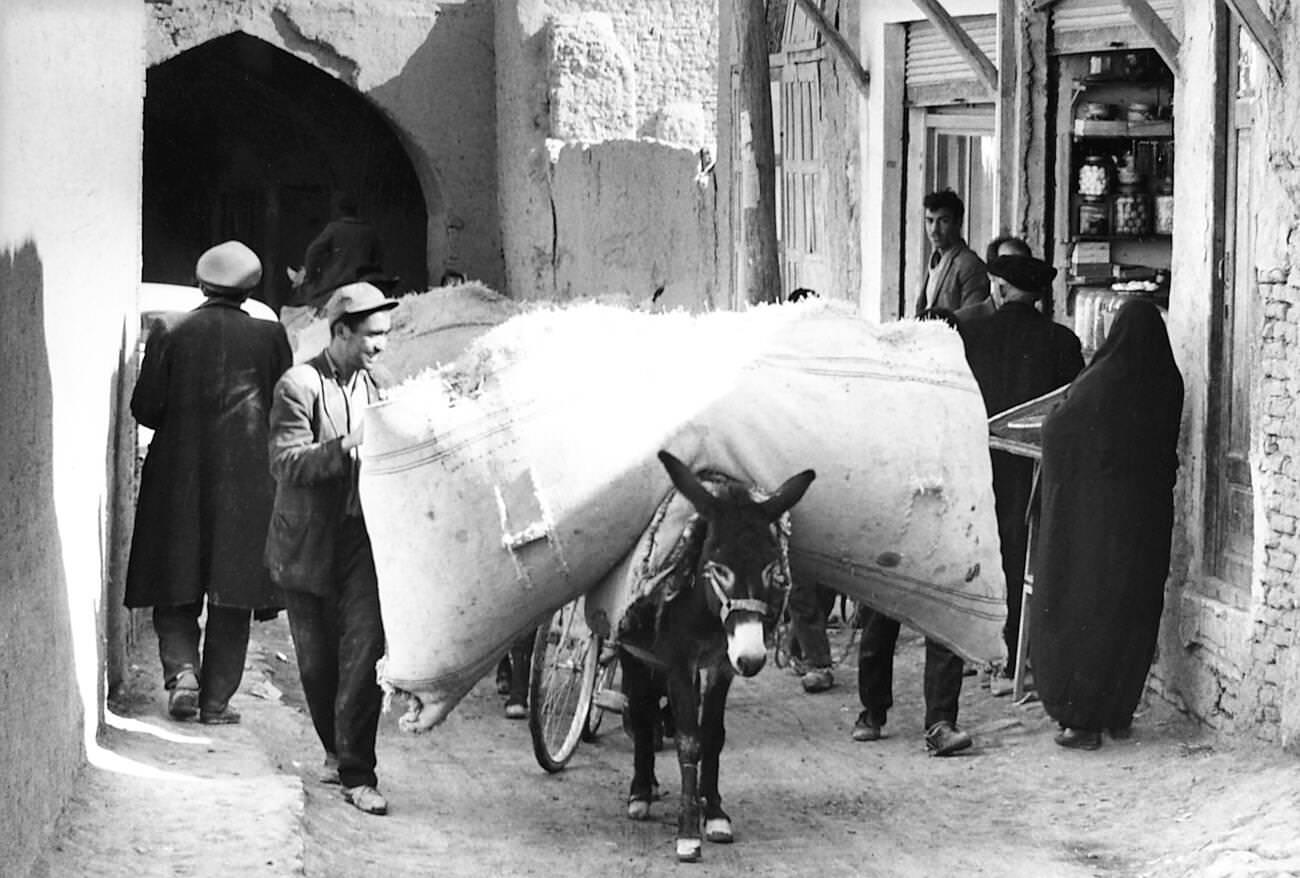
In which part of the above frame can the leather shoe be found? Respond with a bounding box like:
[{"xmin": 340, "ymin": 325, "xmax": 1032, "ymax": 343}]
[
  {"xmin": 199, "ymin": 706, "xmax": 242, "ymax": 725},
  {"xmin": 504, "ymin": 700, "xmax": 527, "ymax": 720},
  {"xmin": 1108, "ymin": 721, "xmax": 1133, "ymax": 740},
  {"xmin": 925, "ymin": 720, "xmax": 972, "ymax": 756},
  {"xmin": 800, "ymin": 667, "xmax": 834, "ymax": 693},
  {"xmin": 343, "ymin": 784, "xmax": 388, "ymax": 816},
  {"xmin": 1054, "ymin": 727, "xmax": 1102, "ymax": 750},
  {"xmin": 851, "ymin": 710, "xmax": 882, "ymax": 742},
  {"xmin": 167, "ymin": 670, "xmax": 200, "ymax": 720}
]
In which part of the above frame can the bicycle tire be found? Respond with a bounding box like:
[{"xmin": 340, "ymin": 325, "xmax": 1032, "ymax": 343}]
[
  {"xmin": 528, "ymin": 602, "xmax": 599, "ymax": 773},
  {"xmin": 582, "ymin": 644, "xmax": 621, "ymax": 742}
]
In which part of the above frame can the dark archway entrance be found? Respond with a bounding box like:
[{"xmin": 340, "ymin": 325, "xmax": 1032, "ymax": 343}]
[{"xmin": 144, "ymin": 32, "xmax": 429, "ymax": 311}]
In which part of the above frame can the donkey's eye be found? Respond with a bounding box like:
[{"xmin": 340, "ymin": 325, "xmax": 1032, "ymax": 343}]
[
  {"xmin": 704, "ymin": 561, "xmax": 735, "ymax": 593},
  {"xmin": 762, "ymin": 561, "xmax": 788, "ymax": 590}
]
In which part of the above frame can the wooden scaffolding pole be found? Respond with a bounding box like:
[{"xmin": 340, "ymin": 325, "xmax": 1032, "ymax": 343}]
[{"xmin": 736, "ymin": 0, "xmax": 782, "ymax": 304}]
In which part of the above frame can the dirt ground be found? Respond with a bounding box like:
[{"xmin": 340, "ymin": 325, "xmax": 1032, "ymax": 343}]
[{"xmin": 33, "ymin": 617, "xmax": 1300, "ymax": 878}]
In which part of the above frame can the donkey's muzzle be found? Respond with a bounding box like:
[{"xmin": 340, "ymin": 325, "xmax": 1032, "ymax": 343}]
[{"xmin": 728, "ymin": 617, "xmax": 768, "ymax": 677}]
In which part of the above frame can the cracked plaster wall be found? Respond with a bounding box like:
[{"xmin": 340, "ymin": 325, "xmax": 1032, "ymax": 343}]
[
  {"xmin": 498, "ymin": 0, "xmax": 720, "ymax": 303},
  {"xmin": 1144, "ymin": 0, "xmax": 1300, "ymax": 750},
  {"xmin": 147, "ymin": 0, "xmax": 502, "ymax": 288}
]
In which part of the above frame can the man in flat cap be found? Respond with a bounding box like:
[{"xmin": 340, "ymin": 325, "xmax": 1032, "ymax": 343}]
[
  {"xmin": 126, "ymin": 240, "xmax": 293, "ymax": 725},
  {"xmin": 265, "ymin": 282, "xmax": 399, "ymax": 816},
  {"xmin": 962, "ymin": 253, "xmax": 1084, "ymax": 695}
]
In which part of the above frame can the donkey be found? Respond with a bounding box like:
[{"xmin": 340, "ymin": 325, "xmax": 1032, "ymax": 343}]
[{"xmin": 619, "ymin": 450, "xmax": 815, "ymax": 862}]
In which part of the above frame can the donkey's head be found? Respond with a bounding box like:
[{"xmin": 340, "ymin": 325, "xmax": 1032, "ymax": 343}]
[{"xmin": 658, "ymin": 450, "xmax": 816, "ymax": 677}]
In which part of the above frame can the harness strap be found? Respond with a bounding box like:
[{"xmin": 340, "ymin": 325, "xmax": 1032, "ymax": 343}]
[{"xmin": 706, "ymin": 571, "xmax": 768, "ymax": 625}]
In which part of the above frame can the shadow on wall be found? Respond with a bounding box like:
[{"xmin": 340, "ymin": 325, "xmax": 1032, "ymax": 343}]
[
  {"xmin": 104, "ymin": 316, "xmax": 142, "ymax": 698},
  {"xmin": 366, "ymin": 2, "xmax": 501, "ymax": 292},
  {"xmin": 0, "ymin": 242, "xmax": 79, "ymax": 876}
]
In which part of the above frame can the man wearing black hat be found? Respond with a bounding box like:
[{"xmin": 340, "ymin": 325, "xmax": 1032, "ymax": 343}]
[
  {"xmin": 962, "ymin": 253, "xmax": 1084, "ymax": 694},
  {"xmin": 265, "ymin": 282, "xmax": 400, "ymax": 816},
  {"xmin": 126, "ymin": 240, "xmax": 293, "ymax": 725}
]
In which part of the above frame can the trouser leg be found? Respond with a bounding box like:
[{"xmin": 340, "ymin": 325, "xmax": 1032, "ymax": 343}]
[
  {"xmin": 923, "ymin": 639, "xmax": 965, "ymax": 729},
  {"xmin": 856, "ymin": 610, "xmax": 900, "ymax": 723},
  {"xmin": 788, "ymin": 580, "xmax": 832, "ymax": 667},
  {"xmin": 334, "ymin": 518, "xmax": 385, "ymax": 790},
  {"xmin": 992, "ymin": 452, "xmax": 1033, "ymax": 668},
  {"xmin": 199, "ymin": 604, "xmax": 252, "ymax": 713},
  {"xmin": 153, "ymin": 603, "xmax": 202, "ymax": 688},
  {"xmin": 507, "ymin": 631, "xmax": 534, "ymax": 705},
  {"xmin": 283, "ymin": 589, "xmax": 340, "ymax": 760}
]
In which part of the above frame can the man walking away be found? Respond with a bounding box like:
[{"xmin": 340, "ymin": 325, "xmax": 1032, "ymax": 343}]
[{"xmin": 126, "ymin": 240, "xmax": 292, "ymax": 725}]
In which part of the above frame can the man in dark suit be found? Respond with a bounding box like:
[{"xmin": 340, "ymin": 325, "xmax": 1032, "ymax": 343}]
[
  {"xmin": 914, "ymin": 189, "xmax": 990, "ymax": 317},
  {"xmin": 126, "ymin": 240, "xmax": 292, "ymax": 724},
  {"xmin": 962, "ymin": 254, "xmax": 1085, "ymax": 694},
  {"xmin": 293, "ymin": 191, "xmax": 386, "ymax": 309},
  {"xmin": 265, "ymin": 282, "xmax": 399, "ymax": 816}
]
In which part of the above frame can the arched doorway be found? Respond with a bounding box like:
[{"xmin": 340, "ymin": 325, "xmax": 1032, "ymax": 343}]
[{"xmin": 144, "ymin": 32, "xmax": 429, "ymax": 311}]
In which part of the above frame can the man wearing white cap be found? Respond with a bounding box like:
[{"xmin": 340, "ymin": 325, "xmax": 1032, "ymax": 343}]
[
  {"xmin": 126, "ymin": 240, "xmax": 293, "ymax": 725},
  {"xmin": 265, "ymin": 282, "xmax": 399, "ymax": 816}
]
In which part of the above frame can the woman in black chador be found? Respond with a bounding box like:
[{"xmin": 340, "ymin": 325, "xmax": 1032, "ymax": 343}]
[{"xmin": 1031, "ymin": 299, "xmax": 1184, "ymax": 750}]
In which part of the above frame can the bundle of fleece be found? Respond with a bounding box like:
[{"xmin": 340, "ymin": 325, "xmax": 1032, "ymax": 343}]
[{"xmin": 358, "ymin": 300, "xmax": 1006, "ymax": 732}]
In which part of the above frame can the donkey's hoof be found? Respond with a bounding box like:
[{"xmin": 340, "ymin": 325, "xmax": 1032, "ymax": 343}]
[
  {"xmin": 627, "ymin": 798, "xmax": 652, "ymax": 821},
  {"xmin": 704, "ymin": 817, "xmax": 734, "ymax": 843},
  {"xmin": 676, "ymin": 838, "xmax": 702, "ymax": 862}
]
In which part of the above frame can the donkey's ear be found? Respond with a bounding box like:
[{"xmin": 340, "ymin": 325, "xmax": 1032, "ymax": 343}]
[
  {"xmin": 760, "ymin": 469, "xmax": 816, "ymax": 521},
  {"xmin": 658, "ymin": 450, "xmax": 717, "ymax": 514}
]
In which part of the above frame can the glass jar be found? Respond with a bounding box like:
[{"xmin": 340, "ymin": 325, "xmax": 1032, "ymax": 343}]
[
  {"xmin": 1113, "ymin": 185, "xmax": 1152, "ymax": 237},
  {"xmin": 1154, "ymin": 179, "xmax": 1174, "ymax": 235},
  {"xmin": 1078, "ymin": 155, "xmax": 1111, "ymax": 198},
  {"xmin": 1078, "ymin": 198, "xmax": 1109, "ymax": 237}
]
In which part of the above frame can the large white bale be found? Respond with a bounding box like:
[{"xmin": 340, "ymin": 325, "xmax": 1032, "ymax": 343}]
[{"xmin": 359, "ymin": 301, "xmax": 1005, "ymax": 730}]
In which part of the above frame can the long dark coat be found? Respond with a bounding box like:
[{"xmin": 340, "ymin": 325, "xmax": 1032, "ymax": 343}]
[
  {"xmin": 125, "ymin": 297, "xmax": 292, "ymax": 610},
  {"xmin": 1029, "ymin": 299, "xmax": 1183, "ymax": 732},
  {"xmin": 963, "ymin": 301, "xmax": 1085, "ymax": 632}
]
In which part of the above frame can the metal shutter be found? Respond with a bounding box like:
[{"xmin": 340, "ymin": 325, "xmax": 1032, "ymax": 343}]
[
  {"xmin": 905, "ymin": 15, "xmax": 997, "ymax": 89},
  {"xmin": 1052, "ymin": 0, "xmax": 1182, "ymax": 47}
]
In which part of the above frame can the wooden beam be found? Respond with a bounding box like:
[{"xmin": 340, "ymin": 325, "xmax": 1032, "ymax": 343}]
[
  {"xmin": 792, "ymin": 0, "xmax": 870, "ymax": 97},
  {"xmin": 1115, "ymin": 0, "xmax": 1182, "ymax": 79},
  {"xmin": 736, "ymin": 0, "xmax": 782, "ymax": 304},
  {"xmin": 911, "ymin": 0, "xmax": 998, "ymax": 95},
  {"xmin": 994, "ymin": 0, "xmax": 1017, "ymax": 236},
  {"xmin": 1224, "ymin": 0, "xmax": 1285, "ymax": 81}
]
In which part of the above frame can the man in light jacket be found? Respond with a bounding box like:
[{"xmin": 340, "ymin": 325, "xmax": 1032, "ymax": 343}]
[
  {"xmin": 914, "ymin": 189, "xmax": 990, "ymax": 317},
  {"xmin": 265, "ymin": 282, "xmax": 398, "ymax": 816}
]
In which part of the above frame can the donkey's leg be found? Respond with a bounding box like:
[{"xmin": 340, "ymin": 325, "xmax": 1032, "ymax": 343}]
[
  {"xmin": 700, "ymin": 666, "xmax": 735, "ymax": 843},
  {"xmin": 666, "ymin": 666, "xmax": 703, "ymax": 862},
  {"xmin": 619, "ymin": 654, "xmax": 658, "ymax": 820}
]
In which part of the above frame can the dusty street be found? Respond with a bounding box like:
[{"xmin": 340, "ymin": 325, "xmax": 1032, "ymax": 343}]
[{"xmin": 34, "ymin": 617, "xmax": 1300, "ymax": 878}]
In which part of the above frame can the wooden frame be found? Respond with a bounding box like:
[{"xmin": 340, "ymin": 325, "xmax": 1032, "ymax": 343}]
[
  {"xmin": 1115, "ymin": 0, "xmax": 1182, "ymax": 78},
  {"xmin": 792, "ymin": 0, "xmax": 870, "ymax": 97},
  {"xmin": 1223, "ymin": 0, "xmax": 1284, "ymax": 80}
]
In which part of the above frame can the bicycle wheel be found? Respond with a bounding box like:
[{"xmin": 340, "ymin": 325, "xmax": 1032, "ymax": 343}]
[
  {"xmin": 582, "ymin": 641, "xmax": 622, "ymax": 742},
  {"xmin": 528, "ymin": 601, "xmax": 599, "ymax": 772}
]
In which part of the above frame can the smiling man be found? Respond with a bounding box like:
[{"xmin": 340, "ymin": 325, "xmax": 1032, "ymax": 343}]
[
  {"xmin": 265, "ymin": 281, "xmax": 399, "ymax": 816},
  {"xmin": 914, "ymin": 189, "xmax": 990, "ymax": 317}
]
